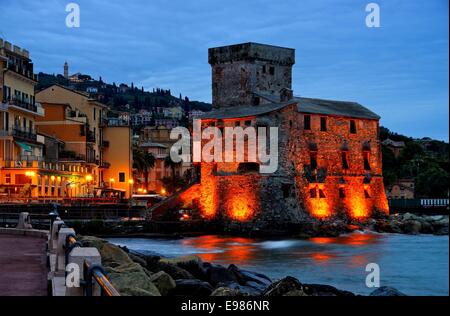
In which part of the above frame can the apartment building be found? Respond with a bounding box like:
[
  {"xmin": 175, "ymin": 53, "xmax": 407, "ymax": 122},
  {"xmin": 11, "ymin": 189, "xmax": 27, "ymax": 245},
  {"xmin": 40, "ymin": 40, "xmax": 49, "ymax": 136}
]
[{"xmin": 36, "ymin": 85, "xmax": 133, "ymax": 198}]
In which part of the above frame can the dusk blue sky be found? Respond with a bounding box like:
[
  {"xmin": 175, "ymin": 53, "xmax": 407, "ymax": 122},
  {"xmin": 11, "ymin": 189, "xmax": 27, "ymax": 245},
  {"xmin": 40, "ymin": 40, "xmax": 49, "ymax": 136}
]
[{"xmin": 0, "ymin": 0, "xmax": 448, "ymax": 140}]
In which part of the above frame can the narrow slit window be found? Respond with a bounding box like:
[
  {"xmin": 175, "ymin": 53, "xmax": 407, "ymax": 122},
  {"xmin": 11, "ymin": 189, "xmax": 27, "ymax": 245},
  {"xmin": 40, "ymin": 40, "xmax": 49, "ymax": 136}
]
[
  {"xmin": 339, "ymin": 187, "xmax": 346, "ymax": 198},
  {"xmin": 320, "ymin": 117, "xmax": 327, "ymax": 131},
  {"xmin": 304, "ymin": 115, "xmax": 311, "ymax": 130},
  {"xmin": 310, "ymin": 152, "xmax": 318, "ymax": 170},
  {"xmin": 342, "ymin": 152, "xmax": 349, "ymax": 170},
  {"xmin": 319, "ymin": 189, "xmax": 326, "ymax": 198},
  {"xmin": 364, "ymin": 189, "xmax": 371, "ymax": 199},
  {"xmin": 269, "ymin": 66, "xmax": 275, "ymax": 75},
  {"xmin": 350, "ymin": 120, "xmax": 357, "ymax": 134},
  {"xmin": 363, "ymin": 151, "xmax": 371, "ymax": 170},
  {"xmin": 310, "ymin": 188, "xmax": 317, "ymax": 198}
]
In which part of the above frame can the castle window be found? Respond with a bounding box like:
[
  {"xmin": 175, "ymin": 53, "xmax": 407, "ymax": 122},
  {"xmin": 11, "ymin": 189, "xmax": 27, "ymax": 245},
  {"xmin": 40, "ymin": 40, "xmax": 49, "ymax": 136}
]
[
  {"xmin": 319, "ymin": 189, "xmax": 326, "ymax": 198},
  {"xmin": 262, "ymin": 65, "xmax": 266, "ymax": 73},
  {"xmin": 363, "ymin": 151, "xmax": 371, "ymax": 170},
  {"xmin": 342, "ymin": 152, "xmax": 349, "ymax": 170},
  {"xmin": 310, "ymin": 152, "xmax": 318, "ymax": 170},
  {"xmin": 320, "ymin": 117, "xmax": 327, "ymax": 131},
  {"xmin": 269, "ymin": 66, "xmax": 275, "ymax": 75},
  {"xmin": 282, "ymin": 183, "xmax": 292, "ymax": 198},
  {"xmin": 364, "ymin": 189, "xmax": 371, "ymax": 199},
  {"xmin": 304, "ymin": 115, "xmax": 311, "ymax": 130},
  {"xmin": 310, "ymin": 188, "xmax": 317, "ymax": 198},
  {"xmin": 289, "ymin": 120, "xmax": 293, "ymax": 128},
  {"xmin": 350, "ymin": 120, "xmax": 357, "ymax": 134},
  {"xmin": 339, "ymin": 187, "xmax": 346, "ymax": 198}
]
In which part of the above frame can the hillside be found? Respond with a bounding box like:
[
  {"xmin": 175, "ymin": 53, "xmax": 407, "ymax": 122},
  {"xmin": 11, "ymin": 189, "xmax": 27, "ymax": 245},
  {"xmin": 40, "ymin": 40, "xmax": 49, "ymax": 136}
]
[
  {"xmin": 380, "ymin": 127, "xmax": 449, "ymax": 198},
  {"xmin": 36, "ymin": 72, "xmax": 212, "ymax": 113}
]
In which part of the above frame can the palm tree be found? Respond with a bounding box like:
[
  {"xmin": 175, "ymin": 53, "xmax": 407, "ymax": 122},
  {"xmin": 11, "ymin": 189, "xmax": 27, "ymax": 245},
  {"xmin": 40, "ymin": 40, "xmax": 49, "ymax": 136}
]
[
  {"xmin": 133, "ymin": 148, "xmax": 155, "ymax": 191},
  {"xmin": 164, "ymin": 155, "xmax": 182, "ymax": 193}
]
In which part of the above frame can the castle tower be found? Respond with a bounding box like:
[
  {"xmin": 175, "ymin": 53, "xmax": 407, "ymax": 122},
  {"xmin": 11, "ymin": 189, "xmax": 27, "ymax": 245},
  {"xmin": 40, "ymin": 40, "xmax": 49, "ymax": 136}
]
[
  {"xmin": 208, "ymin": 42, "xmax": 295, "ymax": 108},
  {"xmin": 64, "ymin": 61, "xmax": 69, "ymax": 79}
]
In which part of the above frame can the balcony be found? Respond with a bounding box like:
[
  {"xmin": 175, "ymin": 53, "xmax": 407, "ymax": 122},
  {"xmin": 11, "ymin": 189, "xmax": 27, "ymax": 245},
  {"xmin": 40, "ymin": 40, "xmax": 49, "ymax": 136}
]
[
  {"xmin": 2, "ymin": 98, "xmax": 45, "ymax": 116},
  {"xmin": 13, "ymin": 128, "xmax": 37, "ymax": 142},
  {"xmin": 7, "ymin": 62, "xmax": 37, "ymax": 81},
  {"xmin": 66, "ymin": 110, "xmax": 87, "ymax": 123},
  {"xmin": 0, "ymin": 128, "xmax": 38, "ymax": 142}
]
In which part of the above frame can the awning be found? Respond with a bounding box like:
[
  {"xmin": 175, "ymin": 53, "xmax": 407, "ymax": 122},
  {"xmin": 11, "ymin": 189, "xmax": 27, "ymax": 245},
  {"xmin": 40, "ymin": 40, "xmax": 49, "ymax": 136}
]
[{"xmin": 16, "ymin": 141, "xmax": 32, "ymax": 152}]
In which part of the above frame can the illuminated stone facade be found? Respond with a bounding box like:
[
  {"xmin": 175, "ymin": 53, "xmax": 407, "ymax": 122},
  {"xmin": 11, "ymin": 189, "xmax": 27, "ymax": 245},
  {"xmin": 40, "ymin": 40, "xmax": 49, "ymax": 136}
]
[{"xmin": 161, "ymin": 43, "xmax": 389, "ymax": 228}]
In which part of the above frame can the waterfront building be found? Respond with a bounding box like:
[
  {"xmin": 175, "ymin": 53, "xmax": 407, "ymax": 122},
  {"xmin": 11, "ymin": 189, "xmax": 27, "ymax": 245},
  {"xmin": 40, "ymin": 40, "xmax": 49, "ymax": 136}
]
[
  {"xmin": 386, "ymin": 178, "xmax": 415, "ymax": 199},
  {"xmin": 165, "ymin": 43, "xmax": 388, "ymax": 226},
  {"xmin": 0, "ymin": 40, "xmax": 95, "ymax": 201},
  {"xmin": 36, "ymin": 84, "xmax": 133, "ymax": 198}
]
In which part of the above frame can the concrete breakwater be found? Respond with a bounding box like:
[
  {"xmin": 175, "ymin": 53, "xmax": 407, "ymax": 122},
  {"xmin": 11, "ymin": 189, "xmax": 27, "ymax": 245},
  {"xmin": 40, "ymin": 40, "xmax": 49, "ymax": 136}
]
[{"xmin": 78, "ymin": 235, "xmax": 406, "ymax": 296}]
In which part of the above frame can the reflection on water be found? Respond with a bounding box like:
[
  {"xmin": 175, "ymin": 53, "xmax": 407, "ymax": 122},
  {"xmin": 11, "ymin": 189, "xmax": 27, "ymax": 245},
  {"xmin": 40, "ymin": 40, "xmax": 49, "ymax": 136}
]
[{"xmin": 108, "ymin": 232, "xmax": 449, "ymax": 296}]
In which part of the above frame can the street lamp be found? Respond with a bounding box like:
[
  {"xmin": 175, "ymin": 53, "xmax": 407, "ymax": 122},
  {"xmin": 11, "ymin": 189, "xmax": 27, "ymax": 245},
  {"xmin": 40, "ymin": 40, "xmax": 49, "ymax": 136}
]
[
  {"xmin": 25, "ymin": 171, "xmax": 36, "ymax": 202},
  {"xmin": 85, "ymin": 174, "xmax": 93, "ymax": 196},
  {"xmin": 128, "ymin": 178, "xmax": 134, "ymax": 196},
  {"xmin": 109, "ymin": 178, "xmax": 115, "ymax": 189}
]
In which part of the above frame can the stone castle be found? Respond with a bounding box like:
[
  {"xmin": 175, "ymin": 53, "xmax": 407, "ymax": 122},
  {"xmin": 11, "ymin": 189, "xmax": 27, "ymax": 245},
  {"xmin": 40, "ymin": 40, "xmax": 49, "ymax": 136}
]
[{"xmin": 157, "ymin": 42, "xmax": 388, "ymax": 229}]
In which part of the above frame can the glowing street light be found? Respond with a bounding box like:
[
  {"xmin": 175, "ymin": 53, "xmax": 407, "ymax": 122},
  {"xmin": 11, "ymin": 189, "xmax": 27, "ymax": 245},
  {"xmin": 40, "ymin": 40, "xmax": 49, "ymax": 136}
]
[
  {"xmin": 25, "ymin": 171, "xmax": 36, "ymax": 177},
  {"xmin": 85, "ymin": 174, "xmax": 93, "ymax": 182}
]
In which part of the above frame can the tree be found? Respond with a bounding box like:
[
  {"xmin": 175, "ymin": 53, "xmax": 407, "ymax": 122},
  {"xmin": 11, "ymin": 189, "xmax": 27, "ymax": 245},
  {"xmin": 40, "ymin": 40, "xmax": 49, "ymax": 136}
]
[
  {"xmin": 164, "ymin": 155, "xmax": 182, "ymax": 193},
  {"xmin": 416, "ymin": 166, "xmax": 449, "ymax": 198},
  {"xmin": 133, "ymin": 148, "xmax": 155, "ymax": 191}
]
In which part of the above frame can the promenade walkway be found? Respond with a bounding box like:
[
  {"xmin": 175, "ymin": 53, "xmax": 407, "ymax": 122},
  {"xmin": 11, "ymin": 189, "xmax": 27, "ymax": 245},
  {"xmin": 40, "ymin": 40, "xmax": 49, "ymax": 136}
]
[{"xmin": 0, "ymin": 234, "xmax": 48, "ymax": 296}]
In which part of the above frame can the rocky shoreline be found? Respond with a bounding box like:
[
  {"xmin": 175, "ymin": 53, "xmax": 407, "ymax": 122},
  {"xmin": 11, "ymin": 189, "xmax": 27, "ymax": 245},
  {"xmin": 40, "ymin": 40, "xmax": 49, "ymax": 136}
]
[
  {"xmin": 299, "ymin": 213, "xmax": 449, "ymax": 238},
  {"xmin": 78, "ymin": 235, "xmax": 407, "ymax": 297},
  {"xmin": 71, "ymin": 213, "xmax": 449, "ymax": 238}
]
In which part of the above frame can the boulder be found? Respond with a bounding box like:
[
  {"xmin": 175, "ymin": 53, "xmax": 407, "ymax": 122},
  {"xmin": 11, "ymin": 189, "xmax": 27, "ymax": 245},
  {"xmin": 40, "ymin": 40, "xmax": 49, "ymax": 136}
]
[
  {"xmin": 303, "ymin": 284, "xmax": 355, "ymax": 296},
  {"xmin": 206, "ymin": 264, "xmax": 238, "ymax": 286},
  {"xmin": 160, "ymin": 255, "xmax": 206, "ymax": 280},
  {"xmin": 157, "ymin": 261, "xmax": 194, "ymax": 280},
  {"xmin": 402, "ymin": 213, "xmax": 420, "ymax": 221},
  {"xmin": 173, "ymin": 279, "xmax": 214, "ymax": 296},
  {"xmin": 420, "ymin": 221, "xmax": 434, "ymax": 234},
  {"xmin": 149, "ymin": 271, "xmax": 176, "ymax": 296},
  {"xmin": 211, "ymin": 287, "xmax": 247, "ymax": 296},
  {"xmin": 403, "ymin": 220, "xmax": 422, "ymax": 234},
  {"xmin": 78, "ymin": 236, "xmax": 160, "ymax": 296},
  {"xmin": 78, "ymin": 236, "xmax": 133, "ymax": 267},
  {"xmin": 228, "ymin": 264, "xmax": 272, "ymax": 287},
  {"xmin": 106, "ymin": 262, "xmax": 161, "ymax": 296},
  {"xmin": 369, "ymin": 286, "xmax": 406, "ymax": 296},
  {"xmin": 435, "ymin": 225, "xmax": 449, "ymax": 235},
  {"xmin": 222, "ymin": 282, "xmax": 265, "ymax": 296},
  {"xmin": 263, "ymin": 276, "xmax": 307, "ymax": 296},
  {"xmin": 128, "ymin": 253, "xmax": 147, "ymax": 268}
]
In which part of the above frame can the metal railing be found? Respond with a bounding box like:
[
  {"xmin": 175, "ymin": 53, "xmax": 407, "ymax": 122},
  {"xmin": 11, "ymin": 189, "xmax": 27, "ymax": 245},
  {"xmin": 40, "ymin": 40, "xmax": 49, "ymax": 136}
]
[{"xmin": 64, "ymin": 231, "xmax": 120, "ymax": 296}]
